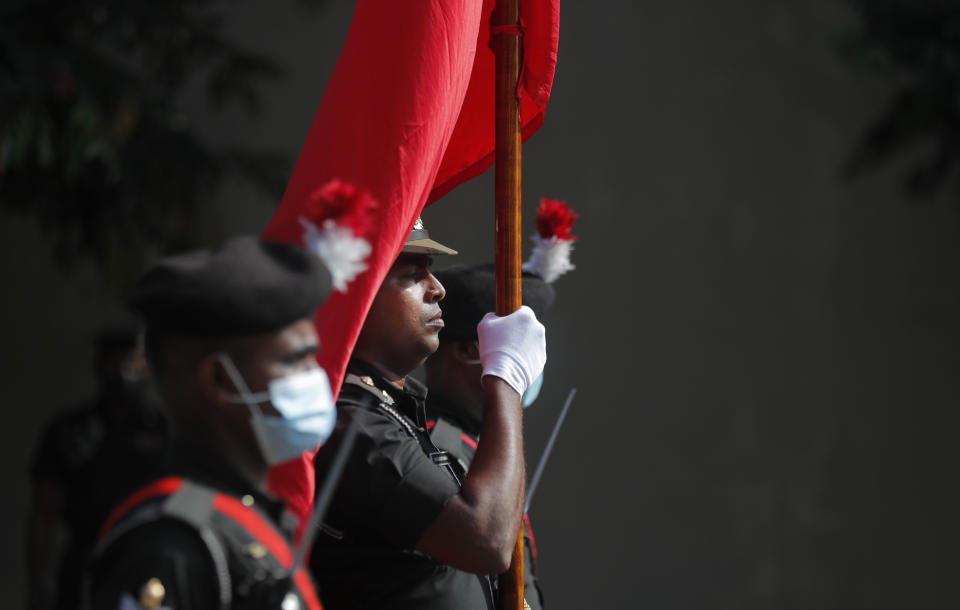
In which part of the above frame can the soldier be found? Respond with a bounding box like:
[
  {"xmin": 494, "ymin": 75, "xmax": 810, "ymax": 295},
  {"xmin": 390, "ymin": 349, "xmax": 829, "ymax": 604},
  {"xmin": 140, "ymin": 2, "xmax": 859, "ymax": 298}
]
[
  {"xmin": 309, "ymin": 219, "xmax": 547, "ymax": 609},
  {"xmin": 423, "ymin": 265, "xmax": 559, "ymax": 610},
  {"xmin": 86, "ymin": 236, "xmax": 335, "ymax": 610},
  {"xmin": 27, "ymin": 326, "xmax": 168, "ymax": 610},
  {"xmin": 422, "ymin": 199, "xmax": 579, "ymax": 610}
]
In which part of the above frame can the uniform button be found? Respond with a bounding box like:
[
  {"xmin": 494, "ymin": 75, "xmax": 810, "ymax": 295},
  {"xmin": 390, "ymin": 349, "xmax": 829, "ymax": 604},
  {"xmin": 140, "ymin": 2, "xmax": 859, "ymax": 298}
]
[
  {"xmin": 241, "ymin": 494, "xmax": 255, "ymax": 507},
  {"xmin": 138, "ymin": 578, "xmax": 166, "ymax": 609},
  {"xmin": 247, "ymin": 542, "xmax": 268, "ymax": 559},
  {"xmin": 281, "ymin": 592, "xmax": 301, "ymax": 610}
]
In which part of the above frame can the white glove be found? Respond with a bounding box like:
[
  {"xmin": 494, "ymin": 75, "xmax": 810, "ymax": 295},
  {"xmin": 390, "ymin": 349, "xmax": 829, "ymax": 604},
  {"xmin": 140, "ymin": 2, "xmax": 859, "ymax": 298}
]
[{"xmin": 477, "ymin": 305, "xmax": 546, "ymax": 397}]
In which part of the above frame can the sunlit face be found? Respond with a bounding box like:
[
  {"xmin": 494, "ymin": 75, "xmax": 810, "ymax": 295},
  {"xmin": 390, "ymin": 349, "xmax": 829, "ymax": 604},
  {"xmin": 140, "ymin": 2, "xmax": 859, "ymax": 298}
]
[{"xmin": 354, "ymin": 253, "xmax": 446, "ymax": 377}]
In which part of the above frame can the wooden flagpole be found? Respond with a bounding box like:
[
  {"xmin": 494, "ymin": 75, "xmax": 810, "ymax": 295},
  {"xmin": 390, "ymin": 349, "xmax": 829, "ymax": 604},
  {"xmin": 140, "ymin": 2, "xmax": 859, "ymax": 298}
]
[{"xmin": 492, "ymin": 0, "xmax": 525, "ymax": 608}]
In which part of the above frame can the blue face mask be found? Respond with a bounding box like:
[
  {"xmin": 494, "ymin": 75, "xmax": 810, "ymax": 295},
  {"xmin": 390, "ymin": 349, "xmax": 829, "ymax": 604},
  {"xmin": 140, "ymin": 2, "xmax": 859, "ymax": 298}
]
[
  {"xmin": 522, "ymin": 371, "xmax": 544, "ymax": 408},
  {"xmin": 219, "ymin": 354, "xmax": 337, "ymax": 466}
]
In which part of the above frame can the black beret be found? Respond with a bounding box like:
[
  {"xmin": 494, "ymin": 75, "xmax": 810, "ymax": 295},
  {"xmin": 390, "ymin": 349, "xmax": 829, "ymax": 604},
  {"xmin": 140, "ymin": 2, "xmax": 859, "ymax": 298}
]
[
  {"xmin": 129, "ymin": 236, "xmax": 332, "ymax": 337},
  {"xmin": 434, "ymin": 263, "xmax": 556, "ymax": 342}
]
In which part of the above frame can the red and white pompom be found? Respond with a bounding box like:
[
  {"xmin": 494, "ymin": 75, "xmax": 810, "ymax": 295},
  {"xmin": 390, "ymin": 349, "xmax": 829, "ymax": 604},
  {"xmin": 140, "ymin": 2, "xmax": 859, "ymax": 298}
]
[
  {"xmin": 298, "ymin": 179, "xmax": 377, "ymax": 292},
  {"xmin": 523, "ymin": 198, "xmax": 579, "ymax": 283}
]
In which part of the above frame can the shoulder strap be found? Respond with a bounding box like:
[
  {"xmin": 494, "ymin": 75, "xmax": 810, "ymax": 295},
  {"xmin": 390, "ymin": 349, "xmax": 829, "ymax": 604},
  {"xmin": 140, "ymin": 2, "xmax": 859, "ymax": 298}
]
[
  {"xmin": 94, "ymin": 478, "xmax": 232, "ymax": 610},
  {"xmin": 429, "ymin": 418, "xmax": 475, "ymax": 474},
  {"xmin": 343, "ymin": 374, "xmax": 445, "ymax": 466},
  {"xmin": 97, "ymin": 477, "xmax": 323, "ymax": 610},
  {"xmin": 209, "ymin": 492, "xmax": 322, "ymax": 610},
  {"xmin": 343, "ymin": 373, "xmax": 396, "ymax": 404},
  {"xmin": 429, "ymin": 418, "xmax": 465, "ymax": 454},
  {"xmin": 97, "ymin": 476, "xmax": 185, "ymax": 542}
]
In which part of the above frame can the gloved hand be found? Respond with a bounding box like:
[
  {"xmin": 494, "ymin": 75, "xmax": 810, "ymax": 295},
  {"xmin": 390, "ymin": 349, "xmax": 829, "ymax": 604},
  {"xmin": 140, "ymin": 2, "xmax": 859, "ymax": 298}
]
[{"xmin": 477, "ymin": 305, "xmax": 546, "ymax": 398}]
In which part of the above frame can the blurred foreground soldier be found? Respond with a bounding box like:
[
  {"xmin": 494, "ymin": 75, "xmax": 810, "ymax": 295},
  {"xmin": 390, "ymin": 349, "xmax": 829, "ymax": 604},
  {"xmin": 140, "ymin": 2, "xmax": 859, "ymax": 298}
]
[
  {"xmin": 87, "ymin": 236, "xmax": 334, "ymax": 610},
  {"xmin": 27, "ymin": 326, "xmax": 168, "ymax": 610},
  {"xmin": 309, "ymin": 219, "xmax": 547, "ymax": 610},
  {"xmin": 424, "ymin": 200, "xmax": 578, "ymax": 610}
]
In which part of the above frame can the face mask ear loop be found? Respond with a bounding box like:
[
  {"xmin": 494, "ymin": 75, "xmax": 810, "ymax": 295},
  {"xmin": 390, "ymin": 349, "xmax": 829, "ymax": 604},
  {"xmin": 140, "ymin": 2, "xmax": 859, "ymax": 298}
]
[{"xmin": 216, "ymin": 353, "xmax": 266, "ymax": 419}]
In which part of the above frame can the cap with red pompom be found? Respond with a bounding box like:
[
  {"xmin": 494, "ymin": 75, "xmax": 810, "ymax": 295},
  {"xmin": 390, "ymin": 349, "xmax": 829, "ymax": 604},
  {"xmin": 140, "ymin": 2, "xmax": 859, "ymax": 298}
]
[
  {"xmin": 434, "ymin": 264, "xmax": 556, "ymax": 342},
  {"xmin": 522, "ymin": 198, "xmax": 579, "ymax": 283},
  {"xmin": 432, "ymin": 197, "xmax": 578, "ymax": 343},
  {"xmin": 129, "ymin": 236, "xmax": 332, "ymax": 337}
]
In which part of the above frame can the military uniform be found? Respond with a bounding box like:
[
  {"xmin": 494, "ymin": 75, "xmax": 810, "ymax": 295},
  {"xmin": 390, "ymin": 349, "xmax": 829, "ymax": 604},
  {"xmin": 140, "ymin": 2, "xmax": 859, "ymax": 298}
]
[
  {"xmin": 425, "ymin": 395, "xmax": 546, "ymax": 610},
  {"xmin": 88, "ymin": 445, "xmax": 321, "ymax": 610},
  {"xmin": 31, "ymin": 393, "xmax": 168, "ymax": 610},
  {"xmin": 86, "ymin": 235, "xmax": 336, "ymax": 610},
  {"xmin": 309, "ymin": 360, "xmax": 496, "ymax": 610}
]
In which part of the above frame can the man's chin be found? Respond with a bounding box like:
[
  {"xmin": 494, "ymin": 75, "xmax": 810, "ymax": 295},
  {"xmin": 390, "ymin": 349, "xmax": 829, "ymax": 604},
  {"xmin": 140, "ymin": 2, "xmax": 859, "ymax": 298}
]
[{"xmin": 412, "ymin": 336, "xmax": 440, "ymax": 367}]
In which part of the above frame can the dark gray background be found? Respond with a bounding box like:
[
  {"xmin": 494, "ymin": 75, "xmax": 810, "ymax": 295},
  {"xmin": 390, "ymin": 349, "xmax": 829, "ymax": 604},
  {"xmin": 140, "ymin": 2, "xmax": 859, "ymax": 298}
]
[{"xmin": 3, "ymin": 1, "xmax": 959, "ymax": 608}]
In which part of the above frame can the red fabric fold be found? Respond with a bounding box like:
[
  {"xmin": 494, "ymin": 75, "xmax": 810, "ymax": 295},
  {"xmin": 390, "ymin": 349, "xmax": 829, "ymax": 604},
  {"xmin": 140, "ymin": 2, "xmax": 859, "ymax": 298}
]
[{"xmin": 427, "ymin": 0, "xmax": 560, "ymax": 205}]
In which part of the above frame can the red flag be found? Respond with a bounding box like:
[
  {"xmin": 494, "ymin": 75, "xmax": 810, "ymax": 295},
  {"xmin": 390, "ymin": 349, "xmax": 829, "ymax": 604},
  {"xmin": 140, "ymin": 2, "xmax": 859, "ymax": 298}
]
[
  {"xmin": 429, "ymin": 0, "xmax": 560, "ymax": 204},
  {"xmin": 262, "ymin": 0, "xmax": 560, "ymax": 521}
]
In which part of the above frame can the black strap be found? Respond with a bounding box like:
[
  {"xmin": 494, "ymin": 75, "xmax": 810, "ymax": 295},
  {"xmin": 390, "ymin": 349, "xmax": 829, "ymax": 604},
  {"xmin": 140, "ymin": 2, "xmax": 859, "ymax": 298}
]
[
  {"xmin": 342, "ymin": 375, "xmax": 465, "ymax": 484},
  {"xmin": 430, "ymin": 418, "xmax": 464, "ymax": 454}
]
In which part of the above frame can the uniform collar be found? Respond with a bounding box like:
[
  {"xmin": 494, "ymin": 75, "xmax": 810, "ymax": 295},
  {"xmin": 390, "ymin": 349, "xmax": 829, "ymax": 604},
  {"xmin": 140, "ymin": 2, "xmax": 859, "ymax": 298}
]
[
  {"xmin": 166, "ymin": 441, "xmax": 294, "ymax": 532},
  {"xmin": 347, "ymin": 359, "xmax": 429, "ymax": 426}
]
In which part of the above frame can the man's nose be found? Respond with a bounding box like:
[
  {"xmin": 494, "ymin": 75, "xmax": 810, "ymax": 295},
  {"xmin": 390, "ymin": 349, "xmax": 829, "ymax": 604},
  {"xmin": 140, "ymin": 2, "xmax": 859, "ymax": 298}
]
[{"xmin": 426, "ymin": 273, "xmax": 445, "ymax": 303}]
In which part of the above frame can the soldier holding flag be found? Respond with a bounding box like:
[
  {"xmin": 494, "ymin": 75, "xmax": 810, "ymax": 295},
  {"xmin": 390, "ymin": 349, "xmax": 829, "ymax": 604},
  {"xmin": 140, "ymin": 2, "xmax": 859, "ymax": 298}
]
[
  {"xmin": 258, "ymin": 1, "xmax": 561, "ymax": 608},
  {"xmin": 307, "ymin": 219, "xmax": 546, "ymax": 609}
]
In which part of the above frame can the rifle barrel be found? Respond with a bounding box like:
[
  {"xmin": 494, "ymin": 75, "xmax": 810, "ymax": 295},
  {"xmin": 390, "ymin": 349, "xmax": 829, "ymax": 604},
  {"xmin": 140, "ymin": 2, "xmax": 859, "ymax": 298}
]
[{"xmin": 524, "ymin": 388, "xmax": 577, "ymax": 514}]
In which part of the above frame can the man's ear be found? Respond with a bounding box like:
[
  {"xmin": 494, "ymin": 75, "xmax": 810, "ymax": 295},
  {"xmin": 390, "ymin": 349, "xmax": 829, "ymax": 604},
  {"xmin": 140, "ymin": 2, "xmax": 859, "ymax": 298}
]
[
  {"xmin": 196, "ymin": 353, "xmax": 232, "ymax": 407},
  {"xmin": 453, "ymin": 340, "xmax": 480, "ymax": 364}
]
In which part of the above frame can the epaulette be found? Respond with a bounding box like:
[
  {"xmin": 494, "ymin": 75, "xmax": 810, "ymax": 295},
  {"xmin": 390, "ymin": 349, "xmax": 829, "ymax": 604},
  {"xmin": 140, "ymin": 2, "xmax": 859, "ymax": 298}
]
[{"xmin": 342, "ymin": 373, "xmax": 396, "ymax": 406}]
